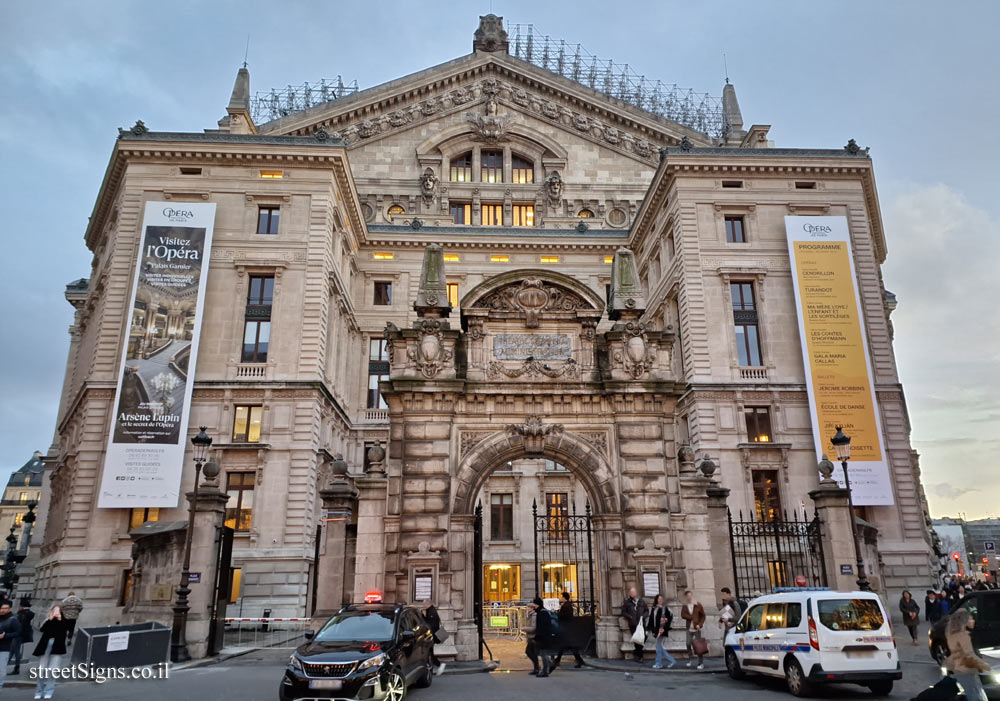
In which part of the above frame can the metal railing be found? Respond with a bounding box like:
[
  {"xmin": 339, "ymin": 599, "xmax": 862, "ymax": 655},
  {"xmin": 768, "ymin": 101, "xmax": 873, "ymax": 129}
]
[
  {"xmin": 251, "ymin": 78, "xmax": 359, "ymax": 124},
  {"xmin": 508, "ymin": 23, "xmax": 725, "ymax": 138},
  {"xmin": 222, "ymin": 617, "xmax": 313, "ymax": 651}
]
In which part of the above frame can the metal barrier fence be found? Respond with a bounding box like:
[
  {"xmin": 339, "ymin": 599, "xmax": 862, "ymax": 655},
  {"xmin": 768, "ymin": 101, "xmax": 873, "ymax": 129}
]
[
  {"xmin": 482, "ymin": 606, "xmax": 527, "ymax": 640},
  {"xmin": 222, "ymin": 618, "xmax": 313, "ymax": 651}
]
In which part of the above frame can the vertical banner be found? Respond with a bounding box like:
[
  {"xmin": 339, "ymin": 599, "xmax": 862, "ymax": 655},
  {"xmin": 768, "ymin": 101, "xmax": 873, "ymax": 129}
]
[
  {"xmin": 98, "ymin": 202, "xmax": 216, "ymax": 508},
  {"xmin": 785, "ymin": 216, "xmax": 893, "ymax": 506}
]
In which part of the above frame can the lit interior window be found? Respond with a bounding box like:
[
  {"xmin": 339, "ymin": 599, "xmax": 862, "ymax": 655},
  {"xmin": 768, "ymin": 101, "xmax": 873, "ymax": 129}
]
[
  {"xmin": 577, "ymin": 208, "xmax": 594, "ymax": 218},
  {"xmin": 387, "ymin": 204, "xmax": 406, "ymax": 221},
  {"xmin": 604, "ymin": 256, "xmax": 614, "ymax": 264},
  {"xmin": 490, "ymin": 254, "xmax": 510, "ymax": 263},
  {"xmin": 259, "ymin": 170, "xmax": 283, "ymax": 179},
  {"xmin": 540, "ymin": 255, "xmax": 559, "ymax": 264},
  {"xmin": 373, "ymin": 252, "xmax": 394, "ymax": 260},
  {"xmin": 443, "ymin": 253, "xmax": 460, "ymax": 262},
  {"xmin": 447, "ymin": 282, "xmax": 459, "ymax": 307}
]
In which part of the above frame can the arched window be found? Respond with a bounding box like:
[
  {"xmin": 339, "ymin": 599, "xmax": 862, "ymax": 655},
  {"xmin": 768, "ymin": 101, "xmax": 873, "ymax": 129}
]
[
  {"xmin": 481, "ymin": 150, "xmax": 503, "ymax": 183},
  {"xmin": 512, "ymin": 154, "xmax": 534, "ymax": 184},
  {"xmin": 450, "ymin": 152, "xmax": 472, "ymax": 182},
  {"xmin": 577, "ymin": 208, "xmax": 595, "ymax": 218},
  {"xmin": 387, "ymin": 204, "xmax": 405, "ymax": 221}
]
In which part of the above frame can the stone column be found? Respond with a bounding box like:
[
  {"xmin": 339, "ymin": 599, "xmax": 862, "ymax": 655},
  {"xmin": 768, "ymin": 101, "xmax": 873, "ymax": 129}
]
[
  {"xmin": 706, "ymin": 483, "xmax": 734, "ymax": 594},
  {"xmin": 352, "ymin": 474, "xmax": 389, "ymax": 603},
  {"xmin": 184, "ymin": 480, "xmax": 228, "ymax": 659},
  {"xmin": 810, "ymin": 481, "xmax": 858, "ymax": 591},
  {"xmin": 314, "ymin": 479, "xmax": 358, "ymax": 617}
]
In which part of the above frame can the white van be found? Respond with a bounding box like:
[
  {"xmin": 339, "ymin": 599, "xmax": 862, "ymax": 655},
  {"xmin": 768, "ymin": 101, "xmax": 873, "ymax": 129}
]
[{"xmin": 724, "ymin": 588, "xmax": 901, "ymax": 697}]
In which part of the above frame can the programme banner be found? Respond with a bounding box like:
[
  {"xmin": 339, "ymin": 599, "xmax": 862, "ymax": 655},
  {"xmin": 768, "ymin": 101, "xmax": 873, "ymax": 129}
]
[
  {"xmin": 785, "ymin": 215, "xmax": 893, "ymax": 506},
  {"xmin": 98, "ymin": 202, "xmax": 216, "ymax": 508}
]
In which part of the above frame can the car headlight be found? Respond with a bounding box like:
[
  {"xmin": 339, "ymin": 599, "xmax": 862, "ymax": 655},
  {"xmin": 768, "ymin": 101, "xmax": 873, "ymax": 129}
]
[
  {"xmin": 357, "ymin": 653, "xmax": 386, "ymax": 671},
  {"xmin": 289, "ymin": 655, "xmax": 304, "ymax": 672}
]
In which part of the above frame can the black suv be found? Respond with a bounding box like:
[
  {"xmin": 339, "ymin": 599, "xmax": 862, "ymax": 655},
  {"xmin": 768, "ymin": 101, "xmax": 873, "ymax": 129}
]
[
  {"xmin": 929, "ymin": 590, "xmax": 1000, "ymax": 700},
  {"xmin": 280, "ymin": 603, "xmax": 435, "ymax": 700}
]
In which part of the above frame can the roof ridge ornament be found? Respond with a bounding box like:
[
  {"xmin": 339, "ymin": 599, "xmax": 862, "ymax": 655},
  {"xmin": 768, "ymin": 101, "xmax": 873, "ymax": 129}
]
[
  {"xmin": 473, "ymin": 14, "xmax": 509, "ymax": 54},
  {"xmin": 844, "ymin": 138, "xmax": 869, "ymax": 156}
]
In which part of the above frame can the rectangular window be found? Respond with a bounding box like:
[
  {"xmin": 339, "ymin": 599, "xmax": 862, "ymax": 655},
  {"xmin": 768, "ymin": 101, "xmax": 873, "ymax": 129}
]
[
  {"xmin": 546, "ymin": 492, "xmax": 569, "ymax": 540},
  {"xmin": 129, "ymin": 507, "xmax": 160, "ymax": 531},
  {"xmin": 795, "ymin": 181, "xmax": 817, "ymax": 190},
  {"xmin": 604, "ymin": 256, "xmax": 614, "ymax": 264},
  {"xmin": 731, "ymin": 282, "xmax": 762, "ymax": 366},
  {"xmin": 369, "ymin": 338, "xmax": 389, "ymax": 361},
  {"xmin": 119, "ymin": 568, "xmax": 134, "ymax": 606},
  {"xmin": 725, "ymin": 216, "xmax": 746, "ymax": 243},
  {"xmin": 447, "ymin": 282, "xmax": 459, "ymax": 308},
  {"xmin": 373, "ymin": 281, "xmax": 392, "ymax": 306},
  {"xmin": 259, "ymin": 169, "xmax": 283, "ymax": 179},
  {"xmin": 229, "ymin": 567, "xmax": 242, "ymax": 603},
  {"xmin": 490, "ymin": 493, "xmax": 513, "ymax": 540},
  {"xmin": 248, "ymin": 275, "xmax": 275, "ymax": 306},
  {"xmin": 540, "ymin": 255, "xmax": 559, "ymax": 264},
  {"xmin": 481, "ymin": 204, "xmax": 503, "ymax": 226},
  {"xmin": 544, "ymin": 460, "xmax": 567, "ymax": 471},
  {"xmin": 512, "ymin": 204, "xmax": 534, "ymax": 227},
  {"xmin": 450, "ymin": 153, "xmax": 472, "ymax": 182},
  {"xmin": 17, "ymin": 492, "xmax": 28, "ymax": 503},
  {"xmin": 512, "ymin": 156, "xmax": 533, "ymax": 184},
  {"xmin": 481, "ymin": 150, "xmax": 503, "ymax": 183},
  {"xmin": 179, "ymin": 167, "xmax": 202, "ymax": 175},
  {"xmin": 367, "ymin": 373, "xmax": 389, "ymax": 409},
  {"xmin": 373, "ymin": 252, "xmax": 394, "ymax": 260},
  {"xmin": 241, "ymin": 321, "xmax": 270, "ymax": 362},
  {"xmin": 13, "ymin": 513, "xmax": 23, "ymax": 526},
  {"xmin": 722, "ymin": 180, "xmax": 744, "ymax": 189},
  {"xmin": 490, "ymin": 254, "xmax": 509, "ymax": 263},
  {"xmin": 242, "ymin": 275, "xmax": 274, "ymax": 363},
  {"xmin": 443, "ymin": 253, "xmax": 460, "ymax": 262},
  {"xmin": 233, "ymin": 405, "xmax": 263, "ymax": 443},
  {"xmin": 450, "ymin": 202, "xmax": 472, "ymax": 225},
  {"xmin": 752, "ymin": 470, "xmax": 781, "ymax": 522},
  {"xmin": 225, "ymin": 472, "xmax": 255, "ymax": 531},
  {"xmin": 745, "ymin": 406, "xmax": 773, "ymax": 443},
  {"xmin": 257, "ymin": 207, "xmax": 280, "ymax": 235}
]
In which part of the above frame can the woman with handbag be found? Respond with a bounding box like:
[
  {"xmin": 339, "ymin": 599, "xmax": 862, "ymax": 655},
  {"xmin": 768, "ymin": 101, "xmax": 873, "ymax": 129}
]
[
  {"xmin": 899, "ymin": 591, "xmax": 921, "ymax": 645},
  {"xmin": 647, "ymin": 594, "xmax": 676, "ymax": 669},
  {"xmin": 419, "ymin": 600, "xmax": 447, "ymax": 676},
  {"xmin": 680, "ymin": 590, "xmax": 707, "ymax": 669}
]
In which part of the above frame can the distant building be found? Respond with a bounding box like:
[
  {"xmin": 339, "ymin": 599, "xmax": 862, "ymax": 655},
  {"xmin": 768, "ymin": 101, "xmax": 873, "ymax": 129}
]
[
  {"xmin": 933, "ymin": 518, "xmax": 970, "ymax": 576},
  {"xmin": 0, "ymin": 451, "xmax": 44, "ymax": 600}
]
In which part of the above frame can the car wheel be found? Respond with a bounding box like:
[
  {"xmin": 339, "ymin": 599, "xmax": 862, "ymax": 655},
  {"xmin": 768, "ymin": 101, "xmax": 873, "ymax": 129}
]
[
  {"xmin": 867, "ymin": 680, "xmax": 893, "ymax": 696},
  {"xmin": 785, "ymin": 658, "xmax": 813, "ymax": 698},
  {"xmin": 384, "ymin": 669, "xmax": 407, "ymax": 701},
  {"xmin": 930, "ymin": 643, "xmax": 947, "ymax": 665},
  {"xmin": 413, "ymin": 661, "xmax": 433, "ymax": 689},
  {"xmin": 725, "ymin": 648, "xmax": 745, "ymax": 680}
]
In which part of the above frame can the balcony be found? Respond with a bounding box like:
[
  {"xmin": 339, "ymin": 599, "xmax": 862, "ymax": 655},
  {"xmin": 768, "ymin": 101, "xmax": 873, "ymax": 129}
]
[
  {"xmin": 233, "ymin": 363, "xmax": 268, "ymax": 380},
  {"xmin": 738, "ymin": 366, "xmax": 768, "ymax": 381},
  {"xmin": 360, "ymin": 409, "xmax": 389, "ymax": 423}
]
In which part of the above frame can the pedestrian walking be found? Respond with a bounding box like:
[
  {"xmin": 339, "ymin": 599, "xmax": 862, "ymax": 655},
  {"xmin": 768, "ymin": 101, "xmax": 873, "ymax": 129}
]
[
  {"xmin": 59, "ymin": 593, "xmax": 83, "ymax": 646},
  {"xmin": 418, "ymin": 600, "xmax": 446, "ymax": 676},
  {"xmin": 647, "ymin": 594, "xmax": 676, "ymax": 669},
  {"xmin": 943, "ymin": 608, "xmax": 991, "ymax": 701},
  {"xmin": 620, "ymin": 587, "xmax": 649, "ymax": 663},
  {"xmin": 33, "ymin": 605, "xmax": 68, "ymax": 700},
  {"xmin": 0, "ymin": 600, "xmax": 22, "ymax": 689},
  {"xmin": 899, "ymin": 590, "xmax": 921, "ymax": 645},
  {"xmin": 531, "ymin": 598, "xmax": 557, "ymax": 678},
  {"xmin": 924, "ymin": 589, "xmax": 938, "ymax": 622},
  {"xmin": 680, "ymin": 590, "xmax": 706, "ymax": 670},
  {"xmin": 719, "ymin": 587, "xmax": 743, "ymax": 647},
  {"xmin": 523, "ymin": 602, "xmax": 539, "ymax": 675},
  {"xmin": 551, "ymin": 591, "xmax": 585, "ymax": 669},
  {"xmin": 11, "ymin": 599, "xmax": 35, "ymax": 675}
]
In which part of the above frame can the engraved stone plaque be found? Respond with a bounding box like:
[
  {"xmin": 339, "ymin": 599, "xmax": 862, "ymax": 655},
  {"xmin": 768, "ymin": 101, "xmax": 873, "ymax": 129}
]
[{"xmin": 493, "ymin": 333, "xmax": 571, "ymax": 360}]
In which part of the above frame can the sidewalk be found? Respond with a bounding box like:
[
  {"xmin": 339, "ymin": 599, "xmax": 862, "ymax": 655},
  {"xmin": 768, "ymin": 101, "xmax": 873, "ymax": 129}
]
[{"xmin": 583, "ymin": 656, "xmax": 724, "ymax": 674}]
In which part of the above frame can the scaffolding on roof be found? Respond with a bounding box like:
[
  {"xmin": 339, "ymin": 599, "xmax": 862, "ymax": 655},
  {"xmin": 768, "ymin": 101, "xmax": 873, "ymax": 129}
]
[
  {"xmin": 508, "ymin": 24, "xmax": 724, "ymax": 138},
  {"xmin": 250, "ymin": 77, "xmax": 359, "ymax": 124}
]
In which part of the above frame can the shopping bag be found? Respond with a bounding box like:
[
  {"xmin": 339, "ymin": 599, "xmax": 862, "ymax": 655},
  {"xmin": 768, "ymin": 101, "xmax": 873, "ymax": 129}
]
[
  {"xmin": 631, "ymin": 619, "xmax": 646, "ymax": 646},
  {"xmin": 692, "ymin": 635, "xmax": 709, "ymax": 656}
]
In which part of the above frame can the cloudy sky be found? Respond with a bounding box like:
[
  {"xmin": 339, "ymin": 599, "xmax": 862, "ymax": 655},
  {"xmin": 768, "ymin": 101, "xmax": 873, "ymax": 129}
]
[{"xmin": 1, "ymin": 1, "xmax": 997, "ymax": 519}]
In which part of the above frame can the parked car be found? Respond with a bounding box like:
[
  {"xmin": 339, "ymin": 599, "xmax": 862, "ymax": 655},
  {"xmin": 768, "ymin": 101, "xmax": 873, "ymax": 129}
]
[
  {"xmin": 928, "ymin": 589, "xmax": 1000, "ymax": 700},
  {"xmin": 724, "ymin": 588, "xmax": 901, "ymax": 697},
  {"xmin": 280, "ymin": 601, "xmax": 435, "ymax": 700}
]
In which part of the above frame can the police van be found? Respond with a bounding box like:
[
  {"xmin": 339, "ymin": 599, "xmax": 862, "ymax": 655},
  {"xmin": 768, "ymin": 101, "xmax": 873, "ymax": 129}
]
[{"xmin": 724, "ymin": 588, "xmax": 901, "ymax": 697}]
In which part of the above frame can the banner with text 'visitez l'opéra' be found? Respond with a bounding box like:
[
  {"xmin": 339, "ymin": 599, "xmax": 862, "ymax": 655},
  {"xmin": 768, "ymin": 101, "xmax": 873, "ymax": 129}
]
[
  {"xmin": 785, "ymin": 216, "xmax": 893, "ymax": 506},
  {"xmin": 98, "ymin": 202, "xmax": 216, "ymax": 508}
]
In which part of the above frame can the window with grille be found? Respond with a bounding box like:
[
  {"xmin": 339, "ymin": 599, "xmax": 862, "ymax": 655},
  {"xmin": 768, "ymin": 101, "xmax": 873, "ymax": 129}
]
[
  {"xmin": 731, "ymin": 282, "xmax": 762, "ymax": 366},
  {"xmin": 491, "ymin": 493, "xmax": 513, "ymax": 540},
  {"xmin": 745, "ymin": 406, "xmax": 773, "ymax": 443},
  {"xmin": 481, "ymin": 204, "xmax": 503, "ymax": 226},
  {"xmin": 481, "ymin": 150, "xmax": 503, "ymax": 183},
  {"xmin": 450, "ymin": 202, "xmax": 472, "ymax": 225},
  {"xmin": 512, "ymin": 204, "xmax": 534, "ymax": 227},
  {"xmin": 546, "ymin": 492, "xmax": 569, "ymax": 539},
  {"xmin": 725, "ymin": 216, "xmax": 746, "ymax": 243},
  {"xmin": 233, "ymin": 405, "xmax": 263, "ymax": 443},
  {"xmin": 225, "ymin": 472, "xmax": 255, "ymax": 531},
  {"xmin": 257, "ymin": 207, "xmax": 280, "ymax": 235},
  {"xmin": 512, "ymin": 155, "xmax": 533, "ymax": 184},
  {"xmin": 242, "ymin": 275, "xmax": 273, "ymax": 363},
  {"xmin": 450, "ymin": 152, "xmax": 472, "ymax": 182}
]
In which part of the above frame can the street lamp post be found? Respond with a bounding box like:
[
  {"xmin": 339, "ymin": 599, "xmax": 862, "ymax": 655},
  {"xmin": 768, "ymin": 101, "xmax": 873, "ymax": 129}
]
[
  {"xmin": 170, "ymin": 426, "xmax": 216, "ymax": 663},
  {"xmin": 830, "ymin": 426, "xmax": 871, "ymax": 591}
]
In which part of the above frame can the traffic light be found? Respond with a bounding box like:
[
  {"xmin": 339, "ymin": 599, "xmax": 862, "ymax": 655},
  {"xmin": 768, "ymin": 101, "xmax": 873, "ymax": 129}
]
[
  {"xmin": 984, "ymin": 557, "xmax": 990, "ymax": 565},
  {"xmin": 953, "ymin": 553, "xmax": 961, "ymax": 560}
]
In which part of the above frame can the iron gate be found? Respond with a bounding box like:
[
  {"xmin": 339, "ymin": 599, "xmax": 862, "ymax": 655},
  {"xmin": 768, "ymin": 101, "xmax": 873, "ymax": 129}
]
[{"xmin": 728, "ymin": 508, "xmax": 827, "ymax": 598}]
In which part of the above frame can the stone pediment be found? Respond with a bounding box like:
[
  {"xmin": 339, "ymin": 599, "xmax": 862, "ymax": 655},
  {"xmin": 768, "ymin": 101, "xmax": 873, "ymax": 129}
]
[
  {"xmin": 462, "ymin": 269, "xmax": 604, "ymax": 318},
  {"xmin": 258, "ymin": 53, "xmax": 713, "ymax": 165}
]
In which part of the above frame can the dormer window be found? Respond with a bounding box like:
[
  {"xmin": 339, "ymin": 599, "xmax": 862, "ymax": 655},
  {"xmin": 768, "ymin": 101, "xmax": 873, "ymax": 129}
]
[
  {"xmin": 387, "ymin": 204, "xmax": 406, "ymax": 221},
  {"xmin": 481, "ymin": 150, "xmax": 503, "ymax": 183},
  {"xmin": 512, "ymin": 155, "xmax": 534, "ymax": 184},
  {"xmin": 577, "ymin": 209, "xmax": 594, "ymax": 218},
  {"xmin": 450, "ymin": 152, "xmax": 473, "ymax": 182}
]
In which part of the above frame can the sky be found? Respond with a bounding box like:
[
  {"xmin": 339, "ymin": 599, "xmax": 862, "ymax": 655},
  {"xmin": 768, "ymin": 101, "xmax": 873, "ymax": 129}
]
[{"xmin": 0, "ymin": 0, "xmax": 997, "ymax": 519}]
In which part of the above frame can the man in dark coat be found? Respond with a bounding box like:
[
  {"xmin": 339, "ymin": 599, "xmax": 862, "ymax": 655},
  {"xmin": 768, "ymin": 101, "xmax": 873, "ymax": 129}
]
[
  {"xmin": 531, "ymin": 598, "xmax": 557, "ymax": 677},
  {"xmin": 551, "ymin": 591, "xmax": 585, "ymax": 669},
  {"xmin": 11, "ymin": 599, "xmax": 34, "ymax": 675},
  {"xmin": 0, "ymin": 600, "xmax": 22, "ymax": 689},
  {"xmin": 419, "ymin": 600, "xmax": 446, "ymax": 676},
  {"xmin": 620, "ymin": 587, "xmax": 649, "ymax": 663}
]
